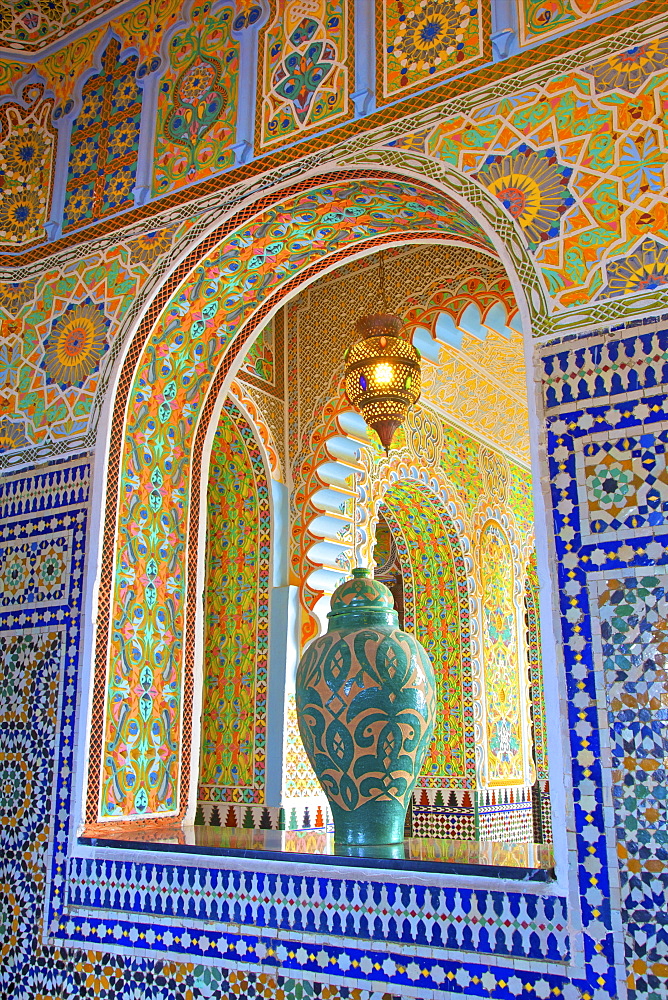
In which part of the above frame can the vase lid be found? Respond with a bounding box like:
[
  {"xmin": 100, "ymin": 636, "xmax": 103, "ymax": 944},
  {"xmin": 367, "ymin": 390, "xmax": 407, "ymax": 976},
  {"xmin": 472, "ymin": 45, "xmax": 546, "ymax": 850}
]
[{"xmin": 328, "ymin": 567, "xmax": 395, "ymax": 619}]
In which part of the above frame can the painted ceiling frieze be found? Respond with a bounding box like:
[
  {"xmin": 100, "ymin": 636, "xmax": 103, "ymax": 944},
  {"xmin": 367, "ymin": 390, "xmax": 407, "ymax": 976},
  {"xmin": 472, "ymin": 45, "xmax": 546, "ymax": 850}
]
[
  {"xmin": 11, "ymin": 0, "xmax": 183, "ymax": 111},
  {"xmin": 0, "ymin": 0, "xmax": 123, "ymax": 52}
]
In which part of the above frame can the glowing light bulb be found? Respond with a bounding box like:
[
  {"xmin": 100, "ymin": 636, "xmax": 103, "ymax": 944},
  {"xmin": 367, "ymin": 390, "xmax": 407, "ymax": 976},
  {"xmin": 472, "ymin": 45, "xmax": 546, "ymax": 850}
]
[{"xmin": 374, "ymin": 362, "xmax": 394, "ymax": 384}]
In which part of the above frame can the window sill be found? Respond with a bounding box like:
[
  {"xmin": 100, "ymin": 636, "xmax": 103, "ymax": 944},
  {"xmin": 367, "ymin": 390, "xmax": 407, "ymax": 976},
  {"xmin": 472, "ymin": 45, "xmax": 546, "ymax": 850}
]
[{"xmin": 79, "ymin": 827, "xmax": 555, "ymax": 882}]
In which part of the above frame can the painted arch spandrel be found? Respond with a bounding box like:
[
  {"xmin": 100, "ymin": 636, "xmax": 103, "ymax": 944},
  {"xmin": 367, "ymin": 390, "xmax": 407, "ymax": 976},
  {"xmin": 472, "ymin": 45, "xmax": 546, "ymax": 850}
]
[{"xmin": 423, "ymin": 40, "xmax": 668, "ymax": 312}]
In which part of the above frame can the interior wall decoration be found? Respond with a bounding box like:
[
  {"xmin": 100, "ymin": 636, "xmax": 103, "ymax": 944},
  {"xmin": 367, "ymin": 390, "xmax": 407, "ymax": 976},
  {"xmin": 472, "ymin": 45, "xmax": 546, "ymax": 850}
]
[
  {"xmin": 525, "ymin": 552, "xmax": 551, "ymax": 844},
  {"xmin": 62, "ymin": 38, "xmax": 142, "ymax": 231},
  {"xmin": 1, "ymin": 274, "xmax": 114, "ymax": 448},
  {"xmin": 379, "ymin": 481, "xmax": 473, "ymax": 790},
  {"xmin": 426, "ymin": 409, "xmax": 531, "ymax": 529},
  {"xmin": 91, "ymin": 175, "xmax": 498, "ymax": 822},
  {"xmin": 284, "ymin": 243, "xmax": 537, "ymax": 653},
  {"xmin": 518, "ymin": 0, "xmax": 642, "ymax": 47},
  {"xmin": 198, "ymin": 395, "xmax": 270, "ymax": 807},
  {"xmin": 153, "ymin": 0, "xmax": 239, "ymax": 197},
  {"xmin": 14, "ymin": 321, "xmax": 668, "ymax": 1000},
  {"xmin": 479, "ymin": 519, "xmax": 526, "ymax": 786},
  {"xmin": 0, "ymin": 80, "xmax": 56, "ymax": 251},
  {"xmin": 372, "ymin": 512, "xmax": 405, "ymax": 625},
  {"xmin": 37, "ymin": 30, "xmax": 105, "ymax": 113},
  {"xmin": 0, "ymin": 450, "xmax": 395, "ymax": 1000},
  {"xmin": 360, "ymin": 424, "xmax": 537, "ymax": 842},
  {"xmin": 380, "ymin": 0, "xmax": 489, "ymax": 103},
  {"xmin": 284, "ymin": 692, "xmax": 322, "ymax": 797},
  {"xmin": 239, "ymin": 316, "xmax": 277, "ymax": 389},
  {"xmin": 259, "ymin": 0, "xmax": 351, "ymax": 149},
  {"xmin": 228, "ymin": 376, "xmax": 285, "ymax": 482},
  {"xmin": 401, "ymin": 263, "xmax": 528, "ymax": 464}
]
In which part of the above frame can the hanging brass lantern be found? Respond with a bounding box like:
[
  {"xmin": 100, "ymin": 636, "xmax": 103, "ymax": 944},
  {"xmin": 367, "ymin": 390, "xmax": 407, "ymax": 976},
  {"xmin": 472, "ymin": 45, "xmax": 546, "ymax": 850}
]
[{"xmin": 344, "ymin": 256, "xmax": 421, "ymax": 453}]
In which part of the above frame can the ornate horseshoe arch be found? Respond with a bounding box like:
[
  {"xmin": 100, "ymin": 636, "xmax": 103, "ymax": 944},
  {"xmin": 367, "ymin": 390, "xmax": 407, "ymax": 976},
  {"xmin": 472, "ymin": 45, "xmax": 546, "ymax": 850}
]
[{"xmin": 83, "ymin": 153, "xmax": 546, "ymax": 830}]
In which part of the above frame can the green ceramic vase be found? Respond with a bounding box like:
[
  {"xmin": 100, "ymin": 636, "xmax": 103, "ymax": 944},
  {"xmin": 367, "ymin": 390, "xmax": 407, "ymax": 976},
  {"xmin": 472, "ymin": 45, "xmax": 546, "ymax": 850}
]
[{"xmin": 295, "ymin": 567, "xmax": 436, "ymax": 848}]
